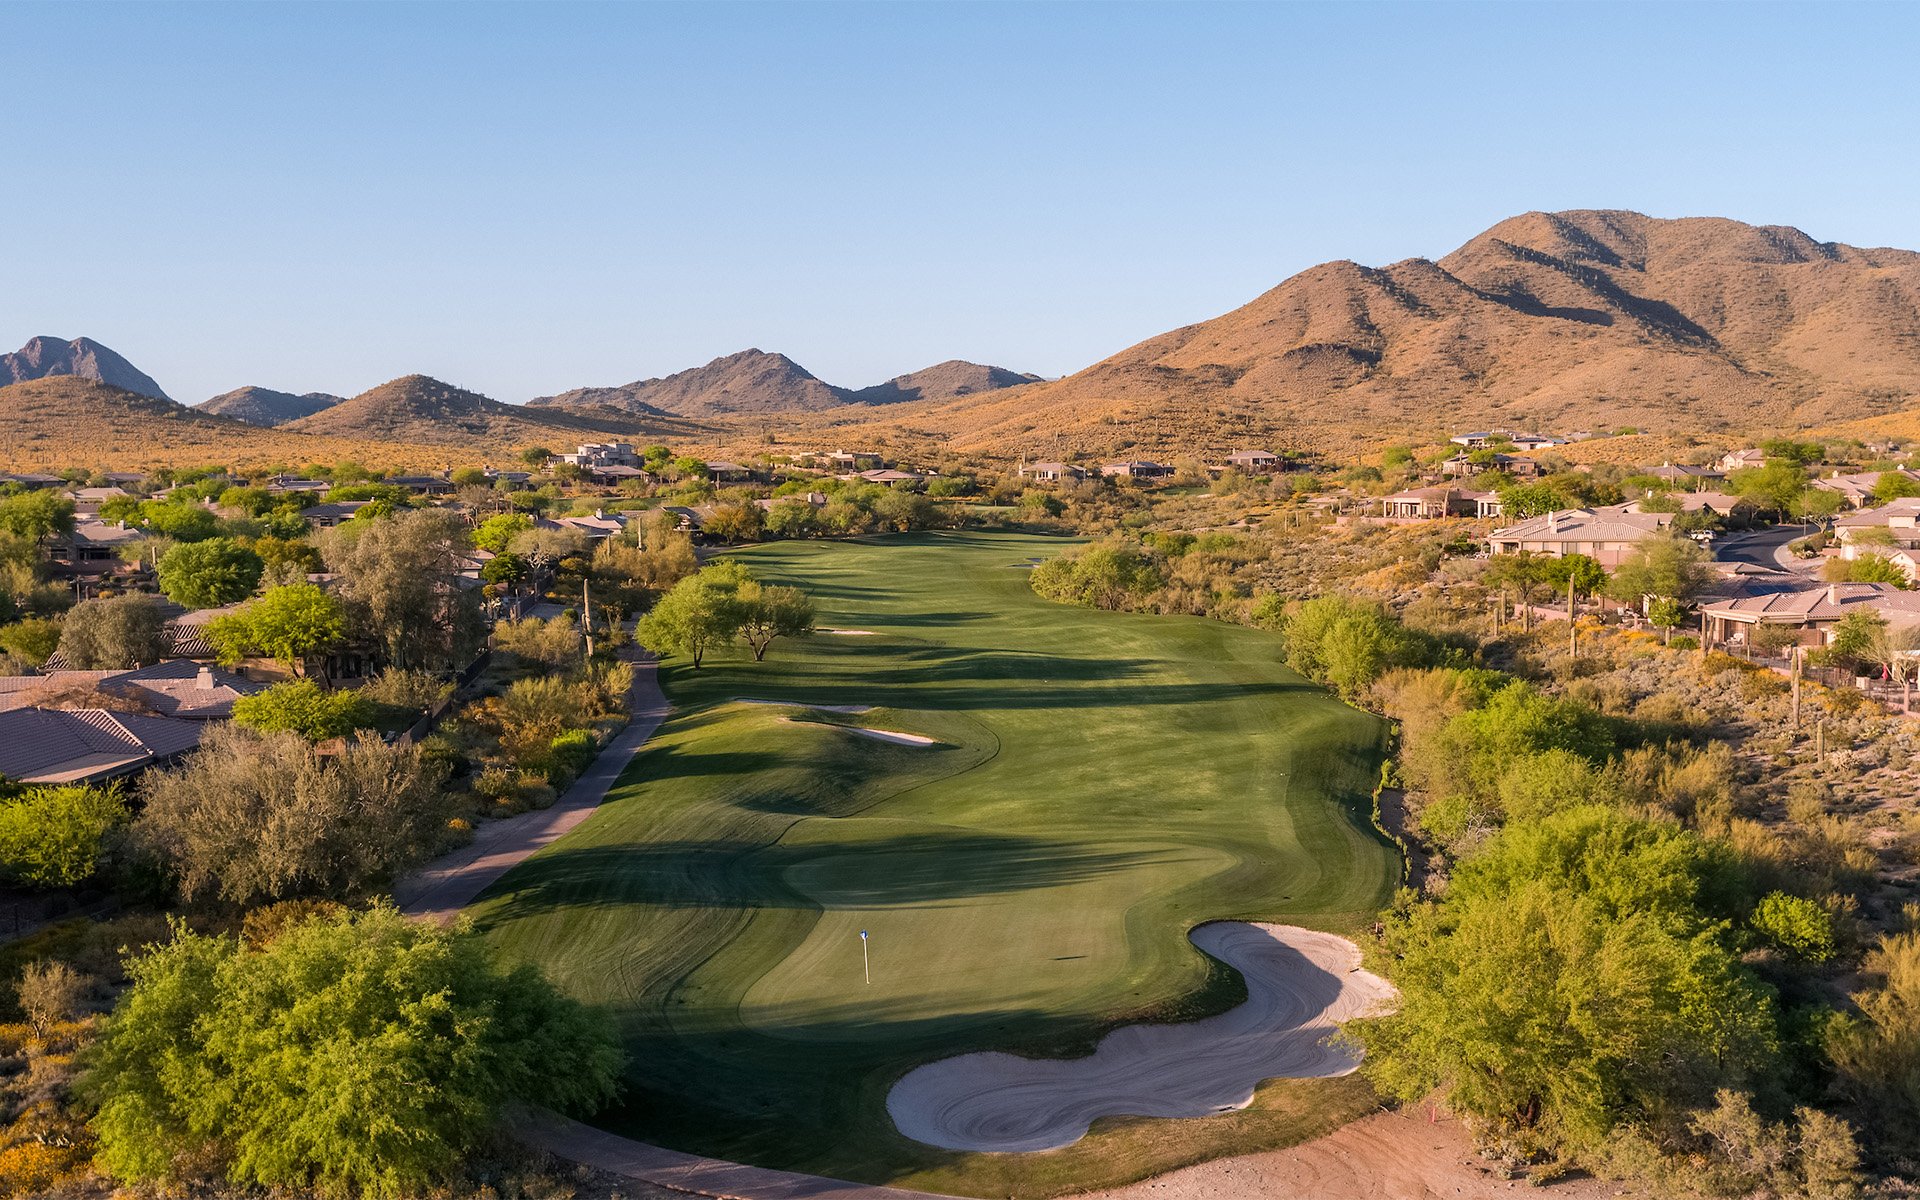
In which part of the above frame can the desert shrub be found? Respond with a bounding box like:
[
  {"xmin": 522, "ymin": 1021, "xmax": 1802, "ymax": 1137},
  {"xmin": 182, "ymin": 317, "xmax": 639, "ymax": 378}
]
[
  {"xmin": 232, "ymin": 679, "xmax": 377, "ymax": 741},
  {"xmin": 135, "ymin": 726, "xmax": 451, "ymax": 907},
  {"xmin": 16, "ymin": 961, "xmax": 89, "ymax": 1030},
  {"xmin": 494, "ymin": 614, "xmax": 582, "ymax": 668},
  {"xmin": 0, "ymin": 784, "xmax": 128, "ymax": 890},
  {"xmin": 1828, "ymin": 928, "xmax": 1920, "ymax": 1150},
  {"xmin": 84, "ymin": 905, "xmax": 622, "ymax": 1197},
  {"xmin": 355, "ymin": 667, "xmax": 453, "ymax": 714},
  {"xmin": 1751, "ymin": 892, "xmax": 1837, "ymax": 964}
]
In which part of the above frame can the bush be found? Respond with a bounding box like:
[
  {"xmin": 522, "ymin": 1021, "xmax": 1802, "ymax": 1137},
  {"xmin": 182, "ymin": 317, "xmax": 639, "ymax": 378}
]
[
  {"xmin": 549, "ymin": 728, "xmax": 597, "ymax": 777},
  {"xmin": 84, "ymin": 905, "xmax": 623, "ymax": 1197},
  {"xmin": 1750, "ymin": 892, "xmax": 1837, "ymax": 963},
  {"xmin": 232, "ymin": 679, "xmax": 377, "ymax": 741},
  {"xmin": 0, "ymin": 784, "xmax": 128, "ymax": 889}
]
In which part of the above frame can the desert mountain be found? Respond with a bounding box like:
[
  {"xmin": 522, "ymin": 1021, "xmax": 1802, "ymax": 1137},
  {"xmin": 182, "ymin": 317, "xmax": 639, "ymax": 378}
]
[
  {"xmin": 289, "ymin": 374, "xmax": 702, "ymax": 448},
  {"xmin": 196, "ymin": 386, "xmax": 346, "ymax": 427},
  {"xmin": 1, "ymin": 336, "xmax": 171, "ymax": 402},
  {"xmin": 848, "ymin": 360, "xmax": 1042, "ymax": 405},
  {"xmin": 0, "ymin": 376, "xmax": 415, "ymax": 471},
  {"xmin": 828, "ymin": 210, "xmax": 1920, "ymax": 456},
  {"xmin": 531, "ymin": 349, "xmax": 850, "ymax": 417}
]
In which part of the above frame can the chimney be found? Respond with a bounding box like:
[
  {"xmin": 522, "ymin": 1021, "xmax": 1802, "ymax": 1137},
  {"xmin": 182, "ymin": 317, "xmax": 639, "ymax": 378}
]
[
  {"xmin": 1547, "ymin": 510, "xmax": 1559, "ymax": 534},
  {"xmin": 195, "ymin": 665, "xmax": 213, "ymax": 689},
  {"xmin": 1828, "ymin": 583, "xmax": 1840, "ymax": 607}
]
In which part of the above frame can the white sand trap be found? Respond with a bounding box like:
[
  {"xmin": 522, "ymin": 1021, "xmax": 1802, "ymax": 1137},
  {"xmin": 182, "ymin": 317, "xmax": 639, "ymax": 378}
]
[
  {"xmin": 733, "ymin": 698, "xmax": 874, "ymax": 714},
  {"xmin": 822, "ymin": 628, "xmax": 879, "ymax": 636},
  {"xmin": 842, "ymin": 726, "xmax": 937, "ymax": 746},
  {"xmin": 886, "ymin": 923, "xmax": 1396, "ymax": 1153}
]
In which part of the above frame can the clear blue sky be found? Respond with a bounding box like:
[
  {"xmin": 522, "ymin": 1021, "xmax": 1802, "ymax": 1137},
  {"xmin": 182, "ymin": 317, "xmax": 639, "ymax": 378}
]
[{"xmin": 4, "ymin": 1, "xmax": 1916, "ymax": 405}]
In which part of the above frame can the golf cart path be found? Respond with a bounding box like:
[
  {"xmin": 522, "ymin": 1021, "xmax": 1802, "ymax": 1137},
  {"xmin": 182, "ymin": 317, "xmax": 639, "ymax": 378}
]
[
  {"xmin": 393, "ymin": 653, "xmax": 669, "ymax": 925},
  {"xmin": 887, "ymin": 924, "xmax": 1395, "ymax": 1153}
]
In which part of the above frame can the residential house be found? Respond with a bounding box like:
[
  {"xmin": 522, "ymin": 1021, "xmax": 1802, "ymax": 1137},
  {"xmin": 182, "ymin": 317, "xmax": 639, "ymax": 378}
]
[
  {"xmin": 1488, "ymin": 506, "xmax": 1674, "ymax": 566},
  {"xmin": 801, "ymin": 449, "xmax": 883, "ymax": 471},
  {"xmin": 1715, "ymin": 448, "xmax": 1769, "ymax": 474},
  {"xmin": 68, "ymin": 486, "xmax": 131, "ymax": 517},
  {"xmin": 385, "ymin": 474, "xmax": 455, "ymax": 496},
  {"xmin": 46, "ymin": 520, "xmax": 145, "ymax": 575},
  {"xmin": 1100, "ymin": 461, "xmax": 1176, "ymax": 481},
  {"xmin": 559, "ymin": 442, "xmax": 641, "ymax": 469},
  {"xmin": 754, "ymin": 492, "xmax": 828, "ymax": 512},
  {"xmin": 1381, "ymin": 486, "xmax": 1501, "ymax": 520},
  {"xmin": 1647, "ymin": 462, "xmax": 1726, "ymax": 488},
  {"xmin": 300, "ymin": 500, "xmax": 371, "ymax": 528},
  {"xmin": 659, "ymin": 506, "xmax": 704, "ymax": 535},
  {"xmin": 548, "ymin": 510, "xmax": 629, "ymax": 542},
  {"xmin": 1441, "ymin": 452, "xmax": 1543, "ymax": 479},
  {"xmin": 1450, "ymin": 430, "xmax": 1564, "ymax": 452},
  {"xmin": 1225, "ymin": 449, "xmax": 1280, "ymax": 475},
  {"xmin": 1811, "ymin": 468, "xmax": 1920, "ymax": 510},
  {"xmin": 857, "ymin": 469, "xmax": 926, "ymax": 487},
  {"xmin": 265, "ymin": 475, "xmax": 330, "ymax": 496},
  {"xmin": 0, "ymin": 661, "xmax": 264, "ymax": 784},
  {"xmin": 0, "ymin": 473, "xmax": 66, "ymax": 489},
  {"xmin": 1699, "ymin": 582, "xmax": 1920, "ymax": 649},
  {"xmin": 704, "ymin": 461, "xmax": 751, "ymax": 483},
  {"xmin": 1018, "ymin": 461, "xmax": 1086, "ymax": 483},
  {"xmin": 585, "ymin": 463, "xmax": 651, "ymax": 485}
]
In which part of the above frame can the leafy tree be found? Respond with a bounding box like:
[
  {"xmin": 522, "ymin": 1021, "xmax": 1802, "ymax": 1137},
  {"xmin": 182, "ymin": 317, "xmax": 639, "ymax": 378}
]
[
  {"xmin": 137, "ymin": 499, "xmax": 223, "ymax": 543},
  {"xmin": 450, "ymin": 466, "xmax": 489, "ymax": 487},
  {"xmin": 1827, "ymin": 552, "xmax": 1910, "ymax": 587},
  {"xmin": 156, "ymin": 537, "xmax": 263, "ymax": 608},
  {"xmin": 471, "ymin": 512, "xmax": 534, "ymax": 553},
  {"xmin": 0, "ymin": 784, "xmax": 128, "ymax": 888},
  {"xmin": 320, "ymin": 509, "xmax": 484, "ymax": 670},
  {"xmin": 232, "ymin": 680, "xmax": 377, "ymax": 741},
  {"xmin": 1535, "ymin": 552, "xmax": 1607, "ymax": 599},
  {"xmin": 873, "ymin": 488, "xmax": 938, "ymax": 531},
  {"xmin": 58, "ymin": 593, "xmax": 169, "ymax": 669},
  {"xmin": 635, "ymin": 565, "xmax": 744, "ymax": 669},
  {"xmin": 701, "ymin": 501, "xmax": 765, "ymax": 544},
  {"xmin": 250, "ymin": 534, "xmax": 324, "ymax": 585},
  {"xmin": 84, "ymin": 904, "xmax": 622, "ymax": 1198},
  {"xmin": 1791, "ymin": 485, "xmax": 1845, "ymax": 524},
  {"xmin": 479, "ymin": 551, "xmax": 529, "ymax": 588},
  {"xmin": 1826, "ymin": 609, "xmax": 1887, "ymax": 668},
  {"xmin": 1493, "ymin": 481, "xmax": 1576, "ymax": 519},
  {"xmin": 1758, "ymin": 438, "xmax": 1824, "ymax": 466},
  {"xmin": 1828, "ymin": 930, "xmax": 1920, "ymax": 1152},
  {"xmin": 1731, "ymin": 462, "xmax": 1810, "ymax": 515},
  {"xmin": 1647, "ymin": 596, "xmax": 1689, "ymax": 643},
  {"xmin": 1749, "ymin": 892, "xmax": 1836, "ymax": 963},
  {"xmin": 734, "ymin": 580, "xmax": 816, "ymax": 661},
  {"xmin": 135, "ymin": 725, "xmax": 451, "ymax": 907},
  {"xmin": 1606, "ymin": 534, "xmax": 1714, "ymax": 604},
  {"xmin": 1873, "ymin": 471, "xmax": 1920, "ymax": 503},
  {"xmin": 0, "ymin": 616, "xmax": 62, "ymax": 667},
  {"xmin": 765, "ymin": 498, "xmax": 822, "ymax": 538},
  {"xmin": 1350, "ymin": 807, "xmax": 1777, "ymax": 1155},
  {"xmin": 1030, "ymin": 542, "xmax": 1164, "ymax": 609},
  {"xmin": 0, "ymin": 490, "xmax": 75, "ymax": 544},
  {"xmin": 204, "ymin": 583, "xmax": 347, "ymax": 679},
  {"xmin": 520, "ymin": 446, "xmax": 553, "ymax": 466}
]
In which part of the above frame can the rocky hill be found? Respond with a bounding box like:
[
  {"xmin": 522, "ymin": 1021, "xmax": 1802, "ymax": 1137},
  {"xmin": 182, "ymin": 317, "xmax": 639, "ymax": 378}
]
[
  {"xmin": 0, "ymin": 336, "xmax": 172, "ymax": 402},
  {"xmin": 531, "ymin": 349, "xmax": 849, "ymax": 417},
  {"xmin": 827, "ymin": 210, "xmax": 1920, "ymax": 456},
  {"xmin": 848, "ymin": 360, "xmax": 1042, "ymax": 405},
  {"xmin": 196, "ymin": 386, "xmax": 346, "ymax": 427},
  {"xmin": 289, "ymin": 374, "xmax": 700, "ymax": 448},
  {"xmin": 0, "ymin": 376, "xmax": 418, "ymax": 471}
]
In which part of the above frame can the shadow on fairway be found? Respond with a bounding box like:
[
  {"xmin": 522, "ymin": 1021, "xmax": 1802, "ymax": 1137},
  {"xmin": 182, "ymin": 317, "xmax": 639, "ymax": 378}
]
[{"xmin": 474, "ymin": 833, "xmax": 1188, "ymax": 924}]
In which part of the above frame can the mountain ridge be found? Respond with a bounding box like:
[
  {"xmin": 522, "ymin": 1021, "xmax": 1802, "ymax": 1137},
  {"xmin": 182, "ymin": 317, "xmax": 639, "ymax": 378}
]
[
  {"xmin": 0, "ymin": 336, "xmax": 172, "ymax": 402},
  {"xmin": 196, "ymin": 386, "xmax": 345, "ymax": 427}
]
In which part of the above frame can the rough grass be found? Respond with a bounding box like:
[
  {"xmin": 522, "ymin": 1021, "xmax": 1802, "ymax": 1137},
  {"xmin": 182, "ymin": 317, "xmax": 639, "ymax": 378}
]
[{"xmin": 473, "ymin": 531, "xmax": 1397, "ymax": 1195}]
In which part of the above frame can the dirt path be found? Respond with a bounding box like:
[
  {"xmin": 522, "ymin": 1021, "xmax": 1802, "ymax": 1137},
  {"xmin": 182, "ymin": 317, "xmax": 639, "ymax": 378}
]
[
  {"xmin": 1083, "ymin": 1107, "xmax": 1634, "ymax": 1200},
  {"xmin": 393, "ymin": 654, "xmax": 669, "ymax": 925},
  {"xmin": 887, "ymin": 924, "xmax": 1394, "ymax": 1153}
]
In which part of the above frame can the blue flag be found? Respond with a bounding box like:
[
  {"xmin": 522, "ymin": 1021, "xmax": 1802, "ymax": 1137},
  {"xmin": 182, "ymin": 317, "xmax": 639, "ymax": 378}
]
[{"xmin": 860, "ymin": 929, "xmax": 869, "ymax": 940}]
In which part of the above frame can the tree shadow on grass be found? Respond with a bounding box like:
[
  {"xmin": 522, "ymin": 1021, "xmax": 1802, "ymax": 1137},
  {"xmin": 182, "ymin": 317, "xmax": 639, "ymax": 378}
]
[{"xmin": 474, "ymin": 832, "xmax": 1189, "ymax": 927}]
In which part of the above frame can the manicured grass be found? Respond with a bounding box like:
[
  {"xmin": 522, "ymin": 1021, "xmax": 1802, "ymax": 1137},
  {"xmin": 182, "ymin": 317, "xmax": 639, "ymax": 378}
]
[{"xmin": 473, "ymin": 531, "xmax": 1396, "ymax": 1195}]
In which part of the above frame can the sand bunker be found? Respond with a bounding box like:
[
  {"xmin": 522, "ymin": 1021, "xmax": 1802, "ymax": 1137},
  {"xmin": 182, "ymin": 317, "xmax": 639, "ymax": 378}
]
[
  {"xmin": 822, "ymin": 628, "xmax": 879, "ymax": 636},
  {"xmin": 886, "ymin": 923, "xmax": 1395, "ymax": 1153},
  {"xmin": 841, "ymin": 726, "xmax": 937, "ymax": 746},
  {"xmin": 733, "ymin": 698, "xmax": 873, "ymax": 714}
]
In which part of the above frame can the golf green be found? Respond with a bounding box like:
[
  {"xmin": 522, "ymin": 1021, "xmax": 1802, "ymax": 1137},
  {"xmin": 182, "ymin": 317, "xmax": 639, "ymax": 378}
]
[{"xmin": 473, "ymin": 531, "xmax": 1397, "ymax": 1193}]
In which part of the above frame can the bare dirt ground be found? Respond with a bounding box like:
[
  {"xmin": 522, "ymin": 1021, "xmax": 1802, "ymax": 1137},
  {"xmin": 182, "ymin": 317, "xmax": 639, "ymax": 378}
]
[
  {"xmin": 887, "ymin": 924, "xmax": 1396, "ymax": 1154},
  {"xmin": 1083, "ymin": 1107, "xmax": 1635, "ymax": 1200}
]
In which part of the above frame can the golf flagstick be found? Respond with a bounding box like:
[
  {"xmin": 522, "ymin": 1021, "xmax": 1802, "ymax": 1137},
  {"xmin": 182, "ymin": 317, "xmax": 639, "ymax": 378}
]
[{"xmin": 861, "ymin": 929, "xmax": 870, "ymax": 984}]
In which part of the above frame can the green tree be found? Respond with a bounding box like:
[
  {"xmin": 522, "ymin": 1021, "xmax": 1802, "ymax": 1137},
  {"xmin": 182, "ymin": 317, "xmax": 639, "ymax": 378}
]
[
  {"xmin": 471, "ymin": 512, "xmax": 535, "ymax": 553},
  {"xmin": 1749, "ymin": 892, "xmax": 1836, "ymax": 963},
  {"xmin": 320, "ymin": 509, "xmax": 484, "ymax": 670},
  {"xmin": 1648, "ymin": 596, "xmax": 1688, "ymax": 643},
  {"xmin": 85, "ymin": 904, "xmax": 621, "ymax": 1198},
  {"xmin": 138, "ymin": 499, "xmax": 223, "ymax": 543},
  {"xmin": 1874, "ymin": 472, "xmax": 1920, "ymax": 503},
  {"xmin": 1349, "ymin": 807, "xmax": 1777, "ymax": 1155},
  {"xmin": 764, "ymin": 498, "xmax": 822, "ymax": 539},
  {"xmin": 733, "ymin": 580, "xmax": 816, "ymax": 662},
  {"xmin": 232, "ymin": 680, "xmax": 377, "ymax": 741},
  {"xmin": 0, "ymin": 784, "xmax": 128, "ymax": 889},
  {"xmin": 635, "ymin": 565, "xmax": 745, "ymax": 669},
  {"xmin": 1606, "ymin": 534, "xmax": 1714, "ymax": 604},
  {"xmin": 701, "ymin": 500, "xmax": 765, "ymax": 544},
  {"xmin": 480, "ymin": 551, "xmax": 529, "ymax": 588},
  {"xmin": 520, "ymin": 446, "xmax": 553, "ymax": 466},
  {"xmin": 0, "ymin": 616, "xmax": 62, "ymax": 667},
  {"xmin": 157, "ymin": 537, "xmax": 264, "ymax": 608},
  {"xmin": 1829, "ymin": 552, "xmax": 1910, "ymax": 587},
  {"xmin": 1828, "ymin": 930, "xmax": 1920, "ymax": 1152},
  {"xmin": 0, "ymin": 490, "xmax": 76, "ymax": 544},
  {"xmin": 135, "ymin": 725, "xmax": 450, "ymax": 907},
  {"xmin": 1536, "ymin": 552, "xmax": 1607, "ymax": 599},
  {"xmin": 1731, "ymin": 462, "xmax": 1810, "ymax": 515},
  {"xmin": 58, "ymin": 593, "xmax": 169, "ymax": 669},
  {"xmin": 204, "ymin": 583, "xmax": 347, "ymax": 680}
]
